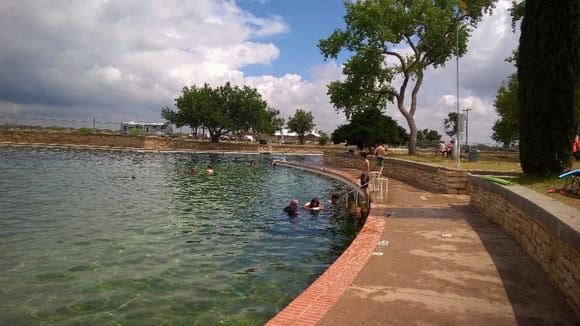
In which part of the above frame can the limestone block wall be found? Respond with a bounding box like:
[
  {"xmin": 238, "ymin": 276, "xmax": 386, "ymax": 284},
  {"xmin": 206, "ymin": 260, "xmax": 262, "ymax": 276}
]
[
  {"xmin": 0, "ymin": 131, "xmax": 325, "ymax": 154},
  {"xmin": 469, "ymin": 176, "xmax": 580, "ymax": 316},
  {"xmin": 323, "ymin": 151, "xmax": 469, "ymax": 194}
]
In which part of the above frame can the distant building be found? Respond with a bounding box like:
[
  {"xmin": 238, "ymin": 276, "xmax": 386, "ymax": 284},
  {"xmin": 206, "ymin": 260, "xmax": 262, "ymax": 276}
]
[
  {"xmin": 274, "ymin": 129, "xmax": 320, "ymax": 144},
  {"xmin": 120, "ymin": 121, "xmax": 172, "ymax": 135}
]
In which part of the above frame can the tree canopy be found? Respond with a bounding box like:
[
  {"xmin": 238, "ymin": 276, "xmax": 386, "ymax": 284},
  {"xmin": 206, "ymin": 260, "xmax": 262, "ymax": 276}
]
[
  {"xmin": 161, "ymin": 82, "xmax": 279, "ymax": 142},
  {"xmin": 518, "ymin": 0, "xmax": 580, "ymax": 174},
  {"xmin": 319, "ymin": 0, "xmax": 495, "ymax": 155},
  {"xmin": 417, "ymin": 129, "xmax": 442, "ymax": 141},
  {"xmin": 492, "ymin": 73, "xmax": 519, "ymax": 148},
  {"xmin": 331, "ymin": 108, "xmax": 408, "ymax": 150},
  {"xmin": 286, "ymin": 109, "xmax": 315, "ymax": 145}
]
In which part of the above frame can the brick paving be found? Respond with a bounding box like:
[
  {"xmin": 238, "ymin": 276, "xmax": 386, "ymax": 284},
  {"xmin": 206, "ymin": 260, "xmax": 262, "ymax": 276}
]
[{"xmin": 267, "ymin": 163, "xmax": 578, "ymax": 326}]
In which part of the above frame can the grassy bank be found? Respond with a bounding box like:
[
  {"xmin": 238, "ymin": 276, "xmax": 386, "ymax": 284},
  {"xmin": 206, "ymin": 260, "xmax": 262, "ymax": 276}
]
[{"xmin": 392, "ymin": 151, "xmax": 580, "ymax": 209}]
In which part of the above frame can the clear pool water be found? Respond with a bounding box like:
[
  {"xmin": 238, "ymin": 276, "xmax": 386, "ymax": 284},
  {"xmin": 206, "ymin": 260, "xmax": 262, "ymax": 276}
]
[{"xmin": 0, "ymin": 146, "xmax": 362, "ymax": 325}]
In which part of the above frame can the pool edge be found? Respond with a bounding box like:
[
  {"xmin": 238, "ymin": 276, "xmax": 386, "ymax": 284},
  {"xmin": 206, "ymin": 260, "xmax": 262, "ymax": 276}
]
[{"xmin": 266, "ymin": 162, "xmax": 386, "ymax": 326}]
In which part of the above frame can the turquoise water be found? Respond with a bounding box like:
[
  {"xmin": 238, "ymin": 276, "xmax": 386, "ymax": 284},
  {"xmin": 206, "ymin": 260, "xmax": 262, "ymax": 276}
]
[{"xmin": 0, "ymin": 146, "xmax": 362, "ymax": 325}]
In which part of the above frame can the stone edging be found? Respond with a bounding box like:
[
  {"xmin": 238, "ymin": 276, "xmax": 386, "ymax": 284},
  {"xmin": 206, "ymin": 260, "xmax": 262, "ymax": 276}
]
[{"xmin": 469, "ymin": 175, "xmax": 580, "ymax": 317}]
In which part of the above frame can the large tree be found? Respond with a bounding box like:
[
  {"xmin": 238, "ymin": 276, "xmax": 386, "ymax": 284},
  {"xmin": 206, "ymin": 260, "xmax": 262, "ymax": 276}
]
[
  {"xmin": 518, "ymin": 0, "xmax": 580, "ymax": 174},
  {"xmin": 287, "ymin": 109, "xmax": 315, "ymax": 145},
  {"xmin": 492, "ymin": 73, "xmax": 519, "ymax": 148},
  {"xmin": 162, "ymin": 82, "xmax": 278, "ymax": 142},
  {"xmin": 331, "ymin": 108, "xmax": 408, "ymax": 150},
  {"xmin": 319, "ymin": 0, "xmax": 495, "ymax": 155}
]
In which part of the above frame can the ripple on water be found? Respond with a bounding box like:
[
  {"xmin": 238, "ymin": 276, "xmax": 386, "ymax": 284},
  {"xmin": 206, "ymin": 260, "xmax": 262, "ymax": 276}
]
[{"xmin": 0, "ymin": 147, "xmax": 361, "ymax": 324}]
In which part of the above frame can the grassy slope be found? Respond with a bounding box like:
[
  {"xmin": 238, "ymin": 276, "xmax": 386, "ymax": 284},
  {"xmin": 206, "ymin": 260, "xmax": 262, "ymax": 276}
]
[{"xmin": 393, "ymin": 150, "xmax": 580, "ymax": 210}]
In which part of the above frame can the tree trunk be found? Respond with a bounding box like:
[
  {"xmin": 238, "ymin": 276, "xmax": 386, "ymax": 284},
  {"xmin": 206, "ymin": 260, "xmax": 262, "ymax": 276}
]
[
  {"xmin": 397, "ymin": 100, "xmax": 418, "ymax": 155},
  {"xmin": 407, "ymin": 118, "xmax": 418, "ymax": 155},
  {"xmin": 209, "ymin": 130, "xmax": 220, "ymax": 143}
]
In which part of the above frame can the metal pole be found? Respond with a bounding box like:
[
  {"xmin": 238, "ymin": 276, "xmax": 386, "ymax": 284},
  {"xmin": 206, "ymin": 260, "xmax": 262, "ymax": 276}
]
[
  {"xmin": 455, "ymin": 8, "xmax": 461, "ymax": 168},
  {"xmin": 462, "ymin": 108, "xmax": 471, "ymax": 145}
]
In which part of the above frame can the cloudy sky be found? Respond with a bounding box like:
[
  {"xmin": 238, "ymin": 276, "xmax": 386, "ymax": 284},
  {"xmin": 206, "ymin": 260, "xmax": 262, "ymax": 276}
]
[{"xmin": 0, "ymin": 0, "xmax": 519, "ymax": 144}]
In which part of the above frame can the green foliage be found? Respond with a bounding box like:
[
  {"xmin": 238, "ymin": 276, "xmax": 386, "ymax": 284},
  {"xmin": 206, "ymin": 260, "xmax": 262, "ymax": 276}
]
[
  {"xmin": 128, "ymin": 128, "xmax": 144, "ymax": 136},
  {"xmin": 444, "ymin": 112, "xmax": 458, "ymax": 138},
  {"xmin": 76, "ymin": 128, "xmax": 95, "ymax": 135},
  {"xmin": 492, "ymin": 73, "xmax": 519, "ymax": 148},
  {"xmin": 518, "ymin": 0, "xmax": 580, "ymax": 174},
  {"xmin": 417, "ymin": 129, "xmax": 442, "ymax": 141},
  {"xmin": 509, "ymin": 0, "xmax": 525, "ymax": 31},
  {"xmin": 318, "ymin": 131, "xmax": 330, "ymax": 146},
  {"xmin": 162, "ymin": 82, "xmax": 279, "ymax": 142},
  {"xmin": 319, "ymin": 0, "xmax": 495, "ymax": 155},
  {"xmin": 271, "ymin": 117, "xmax": 285, "ymax": 135},
  {"xmin": 331, "ymin": 109, "xmax": 408, "ymax": 150},
  {"xmin": 287, "ymin": 109, "xmax": 315, "ymax": 145}
]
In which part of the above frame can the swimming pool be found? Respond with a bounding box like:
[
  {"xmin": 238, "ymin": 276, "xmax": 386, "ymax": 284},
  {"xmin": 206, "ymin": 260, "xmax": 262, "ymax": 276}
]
[{"xmin": 0, "ymin": 146, "xmax": 362, "ymax": 325}]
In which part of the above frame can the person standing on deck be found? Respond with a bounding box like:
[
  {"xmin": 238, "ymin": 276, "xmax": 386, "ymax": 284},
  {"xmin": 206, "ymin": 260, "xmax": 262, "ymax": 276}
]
[
  {"xmin": 374, "ymin": 144, "xmax": 387, "ymax": 176},
  {"xmin": 360, "ymin": 152, "xmax": 370, "ymax": 204}
]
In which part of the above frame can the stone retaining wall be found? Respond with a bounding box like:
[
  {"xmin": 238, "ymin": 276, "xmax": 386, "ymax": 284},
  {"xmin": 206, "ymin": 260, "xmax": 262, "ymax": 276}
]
[
  {"xmin": 323, "ymin": 151, "xmax": 469, "ymax": 194},
  {"xmin": 0, "ymin": 131, "xmax": 323, "ymax": 153},
  {"xmin": 469, "ymin": 176, "xmax": 580, "ymax": 317}
]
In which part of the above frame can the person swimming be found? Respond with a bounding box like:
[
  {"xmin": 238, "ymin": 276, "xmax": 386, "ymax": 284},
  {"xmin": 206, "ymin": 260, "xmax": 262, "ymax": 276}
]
[
  {"xmin": 283, "ymin": 198, "xmax": 299, "ymax": 216},
  {"xmin": 206, "ymin": 165, "xmax": 214, "ymax": 175},
  {"xmin": 329, "ymin": 194, "xmax": 340, "ymax": 205},
  {"xmin": 303, "ymin": 197, "xmax": 324, "ymax": 211}
]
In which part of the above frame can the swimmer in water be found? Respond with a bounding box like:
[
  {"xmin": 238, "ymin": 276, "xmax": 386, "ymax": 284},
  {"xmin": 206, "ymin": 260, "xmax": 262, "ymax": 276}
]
[
  {"xmin": 283, "ymin": 198, "xmax": 299, "ymax": 216},
  {"xmin": 206, "ymin": 165, "xmax": 214, "ymax": 175},
  {"xmin": 303, "ymin": 197, "xmax": 324, "ymax": 210},
  {"xmin": 328, "ymin": 194, "xmax": 340, "ymax": 205}
]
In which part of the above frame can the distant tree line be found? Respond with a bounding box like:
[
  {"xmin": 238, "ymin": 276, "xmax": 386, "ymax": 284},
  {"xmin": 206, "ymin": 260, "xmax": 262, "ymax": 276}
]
[{"xmin": 162, "ymin": 82, "xmax": 317, "ymax": 144}]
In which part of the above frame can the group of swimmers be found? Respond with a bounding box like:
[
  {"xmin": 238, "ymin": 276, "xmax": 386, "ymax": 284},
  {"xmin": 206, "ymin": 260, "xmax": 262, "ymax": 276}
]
[
  {"xmin": 283, "ymin": 194, "xmax": 340, "ymax": 216},
  {"xmin": 188, "ymin": 165, "xmax": 214, "ymax": 175}
]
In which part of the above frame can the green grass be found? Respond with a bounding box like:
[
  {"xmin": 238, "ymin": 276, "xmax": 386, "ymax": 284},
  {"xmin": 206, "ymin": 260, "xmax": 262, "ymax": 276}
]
[
  {"xmin": 514, "ymin": 173, "xmax": 580, "ymax": 210},
  {"xmin": 394, "ymin": 152, "xmax": 522, "ymax": 172},
  {"xmin": 392, "ymin": 152, "xmax": 580, "ymax": 210}
]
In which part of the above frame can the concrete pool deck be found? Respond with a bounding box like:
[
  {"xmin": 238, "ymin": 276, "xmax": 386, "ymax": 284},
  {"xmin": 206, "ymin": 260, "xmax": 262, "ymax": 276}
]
[{"xmin": 267, "ymin": 164, "xmax": 578, "ymax": 325}]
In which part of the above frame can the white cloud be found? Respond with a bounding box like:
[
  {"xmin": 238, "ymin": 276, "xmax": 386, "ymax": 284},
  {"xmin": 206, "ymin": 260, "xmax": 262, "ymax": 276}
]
[
  {"xmin": 0, "ymin": 0, "xmax": 289, "ymax": 122},
  {"xmin": 0, "ymin": 0, "xmax": 518, "ymax": 145}
]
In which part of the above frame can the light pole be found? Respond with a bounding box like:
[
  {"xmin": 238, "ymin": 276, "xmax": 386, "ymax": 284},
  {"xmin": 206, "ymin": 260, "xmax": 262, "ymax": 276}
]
[
  {"xmin": 462, "ymin": 108, "xmax": 471, "ymax": 146},
  {"xmin": 455, "ymin": 8, "xmax": 461, "ymax": 168}
]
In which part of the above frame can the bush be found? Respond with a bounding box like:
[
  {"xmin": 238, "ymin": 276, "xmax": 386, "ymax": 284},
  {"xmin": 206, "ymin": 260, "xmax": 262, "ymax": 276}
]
[
  {"xmin": 128, "ymin": 128, "xmax": 144, "ymax": 136},
  {"xmin": 319, "ymin": 134, "xmax": 329, "ymax": 146},
  {"xmin": 76, "ymin": 128, "xmax": 95, "ymax": 135}
]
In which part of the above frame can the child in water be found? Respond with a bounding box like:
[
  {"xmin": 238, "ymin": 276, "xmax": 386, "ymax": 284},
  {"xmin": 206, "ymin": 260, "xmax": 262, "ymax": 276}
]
[{"xmin": 303, "ymin": 197, "xmax": 324, "ymax": 210}]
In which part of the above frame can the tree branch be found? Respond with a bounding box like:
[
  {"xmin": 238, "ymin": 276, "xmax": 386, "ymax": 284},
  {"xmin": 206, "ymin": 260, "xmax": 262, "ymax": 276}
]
[
  {"xmin": 405, "ymin": 35, "xmax": 419, "ymax": 57},
  {"xmin": 385, "ymin": 50, "xmax": 406, "ymax": 72},
  {"xmin": 409, "ymin": 72, "xmax": 423, "ymax": 117}
]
